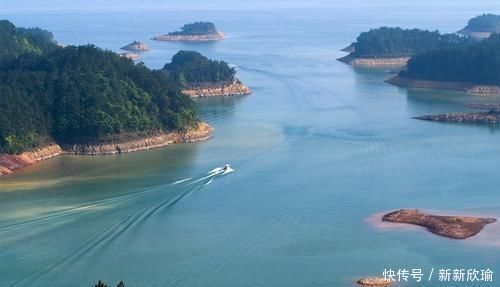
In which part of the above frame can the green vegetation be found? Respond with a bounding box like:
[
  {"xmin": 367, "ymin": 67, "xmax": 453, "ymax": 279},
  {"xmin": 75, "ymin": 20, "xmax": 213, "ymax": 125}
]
[
  {"xmin": 0, "ymin": 20, "xmax": 56, "ymax": 63},
  {"xmin": 0, "ymin": 21, "xmax": 199, "ymax": 155},
  {"xmin": 163, "ymin": 50, "xmax": 235, "ymax": 85},
  {"xmin": 350, "ymin": 27, "xmax": 469, "ymax": 58},
  {"xmin": 168, "ymin": 22, "xmax": 218, "ymax": 35},
  {"xmin": 401, "ymin": 34, "xmax": 500, "ymax": 85},
  {"xmin": 462, "ymin": 14, "xmax": 500, "ymax": 33}
]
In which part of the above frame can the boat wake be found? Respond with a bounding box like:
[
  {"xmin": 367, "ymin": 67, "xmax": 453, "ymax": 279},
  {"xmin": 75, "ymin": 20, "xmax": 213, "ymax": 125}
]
[{"xmin": 4, "ymin": 164, "xmax": 235, "ymax": 286}]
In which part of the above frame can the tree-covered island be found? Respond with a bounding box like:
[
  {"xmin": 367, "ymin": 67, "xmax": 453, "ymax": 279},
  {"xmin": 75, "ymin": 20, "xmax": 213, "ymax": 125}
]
[
  {"xmin": 0, "ymin": 20, "xmax": 217, "ymax": 175},
  {"xmin": 387, "ymin": 33, "xmax": 500, "ymax": 92},
  {"xmin": 459, "ymin": 14, "xmax": 500, "ymax": 40},
  {"xmin": 338, "ymin": 27, "xmax": 469, "ymax": 67},
  {"xmin": 152, "ymin": 22, "xmax": 224, "ymax": 42},
  {"xmin": 163, "ymin": 51, "xmax": 252, "ymax": 97}
]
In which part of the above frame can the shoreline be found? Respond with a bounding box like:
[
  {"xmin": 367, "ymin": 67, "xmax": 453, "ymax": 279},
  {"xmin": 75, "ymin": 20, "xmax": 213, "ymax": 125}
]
[
  {"xmin": 414, "ymin": 112, "xmax": 500, "ymax": 124},
  {"xmin": 181, "ymin": 80, "xmax": 252, "ymax": 97},
  {"xmin": 386, "ymin": 76, "xmax": 500, "ymax": 94},
  {"xmin": 152, "ymin": 32, "xmax": 225, "ymax": 42},
  {"xmin": 337, "ymin": 55, "xmax": 410, "ymax": 67},
  {"xmin": 0, "ymin": 122, "xmax": 213, "ymax": 176}
]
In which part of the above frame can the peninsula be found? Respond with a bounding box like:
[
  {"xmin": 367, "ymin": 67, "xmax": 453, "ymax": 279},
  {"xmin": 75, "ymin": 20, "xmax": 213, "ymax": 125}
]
[
  {"xmin": 382, "ymin": 209, "xmax": 496, "ymax": 239},
  {"xmin": 163, "ymin": 50, "xmax": 252, "ymax": 97},
  {"xmin": 459, "ymin": 13, "xmax": 500, "ymax": 40},
  {"xmin": 387, "ymin": 33, "xmax": 500, "ymax": 93},
  {"xmin": 0, "ymin": 21, "xmax": 213, "ymax": 176},
  {"xmin": 338, "ymin": 27, "xmax": 468, "ymax": 67},
  {"xmin": 152, "ymin": 22, "xmax": 224, "ymax": 42},
  {"xmin": 120, "ymin": 41, "xmax": 150, "ymax": 51},
  {"xmin": 415, "ymin": 103, "xmax": 500, "ymax": 124}
]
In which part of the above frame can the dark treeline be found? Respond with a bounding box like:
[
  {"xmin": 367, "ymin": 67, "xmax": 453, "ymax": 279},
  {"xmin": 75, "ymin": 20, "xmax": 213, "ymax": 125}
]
[
  {"xmin": 168, "ymin": 22, "xmax": 218, "ymax": 35},
  {"xmin": 401, "ymin": 34, "xmax": 500, "ymax": 85},
  {"xmin": 0, "ymin": 21, "xmax": 199, "ymax": 154},
  {"xmin": 351, "ymin": 27, "xmax": 470, "ymax": 58},
  {"xmin": 163, "ymin": 50, "xmax": 235, "ymax": 86}
]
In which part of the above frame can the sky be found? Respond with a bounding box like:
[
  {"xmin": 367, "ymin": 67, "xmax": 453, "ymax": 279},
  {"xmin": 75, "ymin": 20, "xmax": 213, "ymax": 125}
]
[{"xmin": 3, "ymin": 0, "xmax": 499, "ymax": 12}]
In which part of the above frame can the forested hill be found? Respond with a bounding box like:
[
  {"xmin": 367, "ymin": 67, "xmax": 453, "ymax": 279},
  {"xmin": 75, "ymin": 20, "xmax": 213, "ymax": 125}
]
[
  {"xmin": 168, "ymin": 22, "xmax": 218, "ymax": 35},
  {"xmin": 0, "ymin": 21, "xmax": 199, "ymax": 154},
  {"xmin": 460, "ymin": 14, "xmax": 500, "ymax": 33},
  {"xmin": 349, "ymin": 27, "xmax": 469, "ymax": 58},
  {"xmin": 0, "ymin": 20, "xmax": 56, "ymax": 62},
  {"xmin": 163, "ymin": 50, "xmax": 235, "ymax": 86},
  {"xmin": 401, "ymin": 34, "xmax": 500, "ymax": 85}
]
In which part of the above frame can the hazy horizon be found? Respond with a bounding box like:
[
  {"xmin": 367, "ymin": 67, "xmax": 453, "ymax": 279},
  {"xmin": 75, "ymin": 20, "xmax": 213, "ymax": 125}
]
[{"xmin": 2, "ymin": 0, "xmax": 499, "ymax": 12}]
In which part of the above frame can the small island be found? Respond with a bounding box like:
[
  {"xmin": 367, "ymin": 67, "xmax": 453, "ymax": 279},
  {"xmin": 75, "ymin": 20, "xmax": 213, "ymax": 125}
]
[
  {"xmin": 120, "ymin": 41, "xmax": 150, "ymax": 51},
  {"xmin": 415, "ymin": 103, "xmax": 500, "ymax": 124},
  {"xmin": 338, "ymin": 27, "xmax": 468, "ymax": 67},
  {"xmin": 382, "ymin": 209, "xmax": 496, "ymax": 239},
  {"xmin": 163, "ymin": 50, "xmax": 252, "ymax": 97},
  {"xmin": 387, "ymin": 33, "xmax": 500, "ymax": 93},
  {"xmin": 0, "ymin": 21, "xmax": 213, "ymax": 175},
  {"xmin": 459, "ymin": 13, "xmax": 500, "ymax": 40},
  {"xmin": 357, "ymin": 277, "xmax": 393, "ymax": 287},
  {"xmin": 152, "ymin": 22, "xmax": 224, "ymax": 42}
]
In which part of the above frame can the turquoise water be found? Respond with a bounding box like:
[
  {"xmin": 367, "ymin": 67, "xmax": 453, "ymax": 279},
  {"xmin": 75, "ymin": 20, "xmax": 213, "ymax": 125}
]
[{"xmin": 1, "ymin": 1, "xmax": 500, "ymax": 286}]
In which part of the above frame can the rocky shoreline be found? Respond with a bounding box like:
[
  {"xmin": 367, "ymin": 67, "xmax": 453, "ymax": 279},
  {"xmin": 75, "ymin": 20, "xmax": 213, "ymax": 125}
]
[
  {"xmin": 337, "ymin": 55, "xmax": 410, "ymax": 67},
  {"xmin": 0, "ymin": 122, "xmax": 213, "ymax": 176},
  {"xmin": 119, "ymin": 53, "xmax": 140, "ymax": 60},
  {"xmin": 181, "ymin": 80, "xmax": 252, "ymax": 97},
  {"xmin": 458, "ymin": 29, "xmax": 492, "ymax": 40},
  {"xmin": 415, "ymin": 112, "xmax": 500, "ymax": 124},
  {"xmin": 382, "ymin": 209, "xmax": 496, "ymax": 239},
  {"xmin": 152, "ymin": 32, "xmax": 225, "ymax": 42},
  {"xmin": 386, "ymin": 76, "xmax": 500, "ymax": 94},
  {"xmin": 357, "ymin": 277, "xmax": 393, "ymax": 286}
]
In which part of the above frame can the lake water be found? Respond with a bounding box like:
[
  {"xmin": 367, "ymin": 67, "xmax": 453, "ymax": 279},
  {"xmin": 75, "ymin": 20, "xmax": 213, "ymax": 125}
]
[{"xmin": 1, "ymin": 1, "xmax": 500, "ymax": 286}]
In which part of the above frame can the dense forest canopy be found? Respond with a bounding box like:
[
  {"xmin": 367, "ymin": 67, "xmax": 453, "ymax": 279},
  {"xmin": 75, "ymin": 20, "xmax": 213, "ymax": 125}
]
[
  {"xmin": 401, "ymin": 34, "xmax": 500, "ymax": 85},
  {"xmin": 168, "ymin": 22, "xmax": 218, "ymax": 35},
  {"xmin": 0, "ymin": 20, "xmax": 56, "ymax": 63},
  {"xmin": 0, "ymin": 21, "xmax": 199, "ymax": 154},
  {"xmin": 350, "ymin": 27, "xmax": 469, "ymax": 58},
  {"xmin": 462, "ymin": 14, "xmax": 500, "ymax": 32},
  {"xmin": 163, "ymin": 50, "xmax": 235, "ymax": 85}
]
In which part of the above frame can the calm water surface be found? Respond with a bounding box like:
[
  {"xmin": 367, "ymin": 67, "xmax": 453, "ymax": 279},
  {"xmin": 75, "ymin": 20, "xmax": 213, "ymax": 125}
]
[{"xmin": 1, "ymin": 1, "xmax": 500, "ymax": 286}]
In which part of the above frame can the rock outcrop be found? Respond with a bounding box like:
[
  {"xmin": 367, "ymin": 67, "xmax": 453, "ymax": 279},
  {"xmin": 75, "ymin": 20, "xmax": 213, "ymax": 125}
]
[
  {"xmin": 152, "ymin": 32, "xmax": 224, "ymax": 42},
  {"xmin": 357, "ymin": 277, "xmax": 393, "ymax": 286},
  {"xmin": 337, "ymin": 55, "xmax": 410, "ymax": 67},
  {"xmin": 382, "ymin": 209, "xmax": 496, "ymax": 239},
  {"xmin": 181, "ymin": 80, "xmax": 252, "ymax": 97},
  {"xmin": 120, "ymin": 41, "xmax": 150, "ymax": 51},
  {"xmin": 386, "ymin": 76, "xmax": 500, "ymax": 94},
  {"xmin": 0, "ymin": 122, "xmax": 213, "ymax": 176}
]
